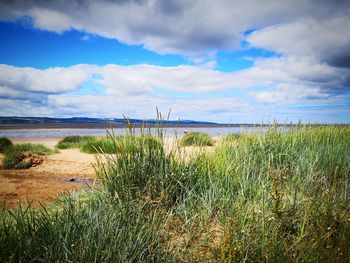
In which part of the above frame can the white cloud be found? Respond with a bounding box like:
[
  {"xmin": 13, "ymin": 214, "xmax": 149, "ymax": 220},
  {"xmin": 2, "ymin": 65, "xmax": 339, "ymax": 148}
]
[
  {"xmin": 252, "ymin": 84, "xmax": 331, "ymax": 104},
  {"xmin": 0, "ymin": 1, "xmax": 349, "ymax": 122},
  {"xmin": 0, "ymin": 60, "xmax": 348, "ymax": 122},
  {"xmin": 0, "ymin": 63, "xmax": 242, "ymax": 96},
  {"xmin": 0, "ymin": 64, "xmax": 96, "ymax": 93},
  {"xmin": 1, "ymin": 0, "xmax": 349, "ymax": 58},
  {"xmin": 248, "ymin": 16, "xmax": 350, "ymax": 67}
]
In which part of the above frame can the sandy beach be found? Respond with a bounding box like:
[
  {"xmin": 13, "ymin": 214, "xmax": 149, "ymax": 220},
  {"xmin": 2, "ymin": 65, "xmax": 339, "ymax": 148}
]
[{"xmin": 0, "ymin": 137, "xmax": 97, "ymax": 208}]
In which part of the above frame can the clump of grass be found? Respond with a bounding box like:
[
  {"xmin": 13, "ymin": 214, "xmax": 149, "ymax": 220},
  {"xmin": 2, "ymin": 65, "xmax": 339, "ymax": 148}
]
[
  {"xmin": 2, "ymin": 143, "xmax": 54, "ymax": 169},
  {"xmin": 80, "ymin": 137, "xmax": 116, "ymax": 153},
  {"xmin": 56, "ymin": 135, "xmax": 96, "ymax": 149},
  {"xmin": 180, "ymin": 132, "xmax": 215, "ymax": 146},
  {"xmin": 0, "ymin": 137, "xmax": 12, "ymax": 153},
  {"xmin": 95, "ymin": 133, "xmax": 178, "ymax": 203}
]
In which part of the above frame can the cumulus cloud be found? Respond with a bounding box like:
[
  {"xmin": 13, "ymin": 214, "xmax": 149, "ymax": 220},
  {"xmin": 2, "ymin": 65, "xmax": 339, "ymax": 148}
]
[
  {"xmin": 0, "ymin": 60, "xmax": 348, "ymax": 121},
  {"xmin": 1, "ymin": 0, "xmax": 349, "ymax": 58},
  {"xmin": 1, "ymin": 0, "xmax": 350, "ymax": 121},
  {"xmin": 248, "ymin": 16, "xmax": 350, "ymax": 68},
  {"xmin": 0, "ymin": 64, "xmax": 96, "ymax": 93}
]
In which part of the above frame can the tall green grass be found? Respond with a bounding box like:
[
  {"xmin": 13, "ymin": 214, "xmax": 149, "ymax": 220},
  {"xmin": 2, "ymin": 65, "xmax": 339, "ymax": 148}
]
[
  {"xmin": 1, "ymin": 124, "xmax": 350, "ymax": 262},
  {"xmin": 80, "ymin": 135, "xmax": 162, "ymax": 154},
  {"xmin": 0, "ymin": 193, "xmax": 168, "ymax": 262}
]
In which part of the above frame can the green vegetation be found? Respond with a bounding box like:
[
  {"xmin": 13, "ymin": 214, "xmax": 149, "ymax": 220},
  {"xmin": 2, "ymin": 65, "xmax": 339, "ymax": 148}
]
[
  {"xmin": 1, "ymin": 125, "xmax": 350, "ymax": 262},
  {"xmin": 222, "ymin": 132, "xmax": 240, "ymax": 142},
  {"xmin": 180, "ymin": 131, "xmax": 215, "ymax": 146},
  {"xmin": 56, "ymin": 135, "xmax": 96, "ymax": 149},
  {"xmin": 0, "ymin": 137, "xmax": 12, "ymax": 153},
  {"xmin": 80, "ymin": 137, "xmax": 116, "ymax": 153},
  {"xmin": 2, "ymin": 143, "xmax": 54, "ymax": 169},
  {"xmin": 57, "ymin": 134, "xmax": 162, "ymax": 154}
]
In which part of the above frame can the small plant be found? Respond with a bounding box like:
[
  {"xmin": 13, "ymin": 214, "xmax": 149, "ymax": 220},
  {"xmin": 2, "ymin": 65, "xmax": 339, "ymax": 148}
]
[
  {"xmin": 2, "ymin": 143, "xmax": 54, "ymax": 169},
  {"xmin": 180, "ymin": 132, "xmax": 214, "ymax": 146},
  {"xmin": 56, "ymin": 136, "xmax": 96, "ymax": 149},
  {"xmin": 0, "ymin": 137, "xmax": 12, "ymax": 153}
]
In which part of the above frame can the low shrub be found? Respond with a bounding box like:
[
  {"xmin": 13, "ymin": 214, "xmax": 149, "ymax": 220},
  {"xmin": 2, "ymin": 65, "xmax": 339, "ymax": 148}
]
[
  {"xmin": 0, "ymin": 137, "xmax": 12, "ymax": 153},
  {"xmin": 180, "ymin": 132, "xmax": 214, "ymax": 146},
  {"xmin": 2, "ymin": 143, "xmax": 54, "ymax": 169},
  {"xmin": 56, "ymin": 136, "xmax": 96, "ymax": 149}
]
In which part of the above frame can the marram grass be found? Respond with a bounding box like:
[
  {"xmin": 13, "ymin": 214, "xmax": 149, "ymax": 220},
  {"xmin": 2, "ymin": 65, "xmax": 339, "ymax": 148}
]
[
  {"xmin": 56, "ymin": 135, "xmax": 96, "ymax": 149},
  {"xmin": 180, "ymin": 131, "xmax": 215, "ymax": 146},
  {"xmin": 2, "ymin": 143, "xmax": 54, "ymax": 169},
  {"xmin": 1, "ymin": 124, "xmax": 350, "ymax": 262}
]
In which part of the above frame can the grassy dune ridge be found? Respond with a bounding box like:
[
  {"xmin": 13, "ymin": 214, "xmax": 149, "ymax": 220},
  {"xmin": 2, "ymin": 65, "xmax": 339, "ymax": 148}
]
[
  {"xmin": 1, "ymin": 142, "xmax": 54, "ymax": 169},
  {"xmin": 1, "ymin": 125, "xmax": 350, "ymax": 262}
]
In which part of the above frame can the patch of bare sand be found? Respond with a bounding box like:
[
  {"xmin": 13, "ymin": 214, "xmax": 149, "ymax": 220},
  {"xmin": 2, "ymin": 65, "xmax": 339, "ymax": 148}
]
[{"xmin": 0, "ymin": 138, "xmax": 97, "ymax": 208}]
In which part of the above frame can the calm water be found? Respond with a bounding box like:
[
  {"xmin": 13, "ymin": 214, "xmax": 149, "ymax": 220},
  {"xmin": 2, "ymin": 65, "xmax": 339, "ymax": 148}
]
[{"xmin": 0, "ymin": 127, "xmax": 254, "ymax": 138}]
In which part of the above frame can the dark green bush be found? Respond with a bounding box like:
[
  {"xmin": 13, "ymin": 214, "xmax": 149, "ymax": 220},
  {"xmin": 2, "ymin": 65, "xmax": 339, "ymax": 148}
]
[{"xmin": 0, "ymin": 137, "xmax": 12, "ymax": 153}]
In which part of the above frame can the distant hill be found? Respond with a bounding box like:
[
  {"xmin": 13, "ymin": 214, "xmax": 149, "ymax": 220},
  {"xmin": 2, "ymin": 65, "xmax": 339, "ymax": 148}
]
[{"xmin": 0, "ymin": 117, "xmax": 217, "ymax": 125}]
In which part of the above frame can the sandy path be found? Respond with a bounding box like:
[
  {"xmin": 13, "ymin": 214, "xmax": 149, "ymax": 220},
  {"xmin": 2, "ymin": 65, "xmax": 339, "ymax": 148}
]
[{"xmin": 0, "ymin": 138, "xmax": 97, "ymax": 208}]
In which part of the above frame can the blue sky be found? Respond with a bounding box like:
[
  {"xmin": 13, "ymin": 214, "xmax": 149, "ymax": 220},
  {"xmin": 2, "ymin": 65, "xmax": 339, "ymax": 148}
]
[{"xmin": 0, "ymin": 0, "xmax": 349, "ymax": 123}]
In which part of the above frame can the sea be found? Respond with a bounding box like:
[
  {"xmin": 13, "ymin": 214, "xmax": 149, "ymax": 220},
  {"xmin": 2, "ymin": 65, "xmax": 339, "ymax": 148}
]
[{"xmin": 0, "ymin": 126, "xmax": 266, "ymax": 138}]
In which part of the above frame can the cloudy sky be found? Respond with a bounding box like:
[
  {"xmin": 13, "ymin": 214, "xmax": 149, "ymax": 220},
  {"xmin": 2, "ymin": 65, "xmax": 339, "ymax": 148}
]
[{"xmin": 0, "ymin": 0, "xmax": 350, "ymax": 123}]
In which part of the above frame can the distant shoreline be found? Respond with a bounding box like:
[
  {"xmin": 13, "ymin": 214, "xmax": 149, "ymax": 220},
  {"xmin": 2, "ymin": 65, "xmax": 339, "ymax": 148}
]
[
  {"xmin": 0, "ymin": 123, "xmax": 249, "ymax": 130},
  {"xmin": 0, "ymin": 123, "xmax": 348, "ymax": 130}
]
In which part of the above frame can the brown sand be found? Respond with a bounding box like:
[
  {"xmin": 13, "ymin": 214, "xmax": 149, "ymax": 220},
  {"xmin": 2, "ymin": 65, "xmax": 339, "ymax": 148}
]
[{"xmin": 0, "ymin": 138, "xmax": 96, "ymax": 208}]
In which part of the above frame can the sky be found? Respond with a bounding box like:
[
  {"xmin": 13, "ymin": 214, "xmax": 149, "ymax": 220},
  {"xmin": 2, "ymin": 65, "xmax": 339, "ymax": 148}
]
[{"xmin": 0, "ymin": 0, "xmax": 350, "ymax": 123}]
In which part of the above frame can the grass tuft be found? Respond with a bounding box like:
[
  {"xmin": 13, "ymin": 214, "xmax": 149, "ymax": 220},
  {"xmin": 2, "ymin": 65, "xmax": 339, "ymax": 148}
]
[
  {"xmin": 180, "ymin": 132, "xmax": 215, "ymax": 146},
  {"xmin": 56, "ymin": 135, "xmax": 96, "ymax": 149},
  {"xmin": 2, "ymin": 143, "xmax": 54, "ymax": 169},
  {"xmin": 0, "ymin": 137, "xmax": 12, "ymax": 153}
]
